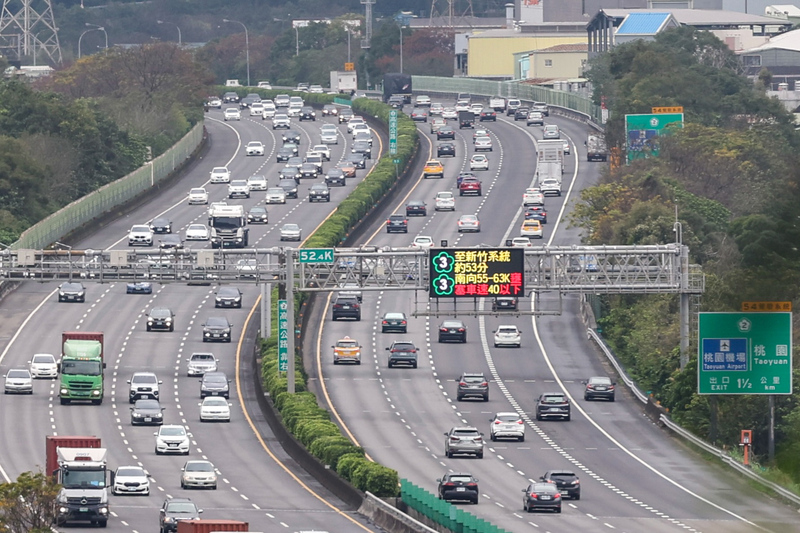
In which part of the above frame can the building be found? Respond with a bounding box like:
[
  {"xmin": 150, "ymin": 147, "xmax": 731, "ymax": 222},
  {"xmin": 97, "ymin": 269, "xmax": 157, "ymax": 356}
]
[
  {"xmin": 741, "ymin": 28, "xmax": 800, "ymax": 89},
  {"xmin": 765, "ymin": 4, "xmax": 800, "ymax": 24},
  {"xmin": 613, "ymin": 12, "xmax": 679, "ymax": 46},
  {"xmin": 514, "ymin": 42, "xmax": 588, "ymax": 81}
]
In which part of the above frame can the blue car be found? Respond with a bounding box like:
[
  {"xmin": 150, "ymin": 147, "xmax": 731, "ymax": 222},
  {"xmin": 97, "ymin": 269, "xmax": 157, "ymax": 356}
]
[{"xmin": 126, "ymin": 282, "xmax": 152, "ymax": 294}]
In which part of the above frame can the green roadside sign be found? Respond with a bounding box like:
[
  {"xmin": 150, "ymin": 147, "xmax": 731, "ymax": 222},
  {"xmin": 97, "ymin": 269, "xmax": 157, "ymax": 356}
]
[
  {"xmin": 389, "ymin": 109, "xmax": 398, "ymax": 155},
  {"xmin": 625, "ymin": 113, "xmax": 683, "ymax": 163},
  {"xmin": 698, "ymin": 312, "xmax": 792, "ymax": 395},
  {"xmin": 298, "ymin": 248, "xmax": 334, "ymax": 264},
  {"xmin": 278, "ymin": 300, "xmax": 289, "ymax": 372}
]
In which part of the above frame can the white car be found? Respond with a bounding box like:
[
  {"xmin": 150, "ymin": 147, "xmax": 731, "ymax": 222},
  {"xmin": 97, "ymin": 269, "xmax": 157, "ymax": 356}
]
[
  {"xmin": 249, "ymin": 102, "xmax": 264, "ymax": 116},
  {"xmin": 442, "ymin": 107, "xmax": 458, "ymax": 120},
  {"xmin": 261, "ymin": 102, "xmax": 276, "ymax": 119},
  {"xmin": 280, "ymin": 223, "xmax": 302, "ymax": 241},
  {"xmin": 185, "ymin": 224, "xmax": 209, "ymax": 241},
  {"xmin": 247, "ymin": 175, "xmax": 268, "ymax": 191},
  {"xmin": 411, "ymin": 236, "xmax": 434, "ymax": 249},
  {"xmin": 489, "ymin": 412, "xmax": 525, "ymax": 442},
  {"xmin": 351, "ymin": 123, "xmax": 370, "ymax": 138},
  {"xmin": 320, "ymin": 125, "xmax": 339, "ymax": 144},
  {"xmin": 236, "ymin": 259, "xmax": 258, "ymax": 278},
  {"xmin": 562, "ymin": 139, "xmax": 571, "ymax": 155},
  {"xmin": 415, "ymin": 95, "xmax": 431, "ymax": 106},
  {"xmin": 128, "ymin": 225, "xmax": 154, "ymax": 246},
  {"xmin": 28, "ymin": 353, "xmax": 58, "ymax": 379},
  {"xmin": 430, "ymin": 102, "xmax": 444, "ymax": 115},
  {"xmin": 228, "ymin": 180, "xmax": 250, "ymax": 199},
  {"xmin": 473, "ymin": 129, "xmax": 490, "ymax": 141},
  {"xmin": 434, "ymin": 191, "xmax": 455, "ymax": 211},
  {"xmin": 347, "ymin": 117, "xmax": 365, "ymax": 133},
  {"xmin": 199, "ymin": 396, "xmax": 231, "ymax": 422},
  {"xmin": 223, "ymin": 108, "xmax": 241, "ymax": 121},
  {"xmin": 187, "ymin": 353, "xmax": 218, "ymax": 377},
  {"xmin": 455, "ymin": 100, "xmax": 470, "ymax": 112},
  {"xmin": 4, "ymin": 369, "xmax": 32, "ymax": 394},
  {"xmin": 469, "ymin": 102, "xmax": 484, "ymax": 114},
  {"xmin": 522, "ymin": 188, "xmax": 544, "ymax": 206},
  {"xmin": 540, "ymin": 178, "xmax": 562, "ymax": 196},
  {"xmin": 309, "ymin": 84, "xmax": 324, "ymax": 94},
  {"xmin": 181, "ymin": 460, "xmax": 218, "ymax": 490},
  {"xmin": 257, "ymin": 81, "xmax": 272, "ymax": 89},
  {"xmin": 287, "ymin": 103, "xmax": 303, "ymax": 117},
  {"xmin": 469, "ymin": 154, "xmax": 489, "ymax": 171},
  {"xmin": 111, "ymin": 465, "xmax": 151, "ymax": 496},
  {"xmin": 265, "ymin": 187, "xmax": 287, "ymax": 204},
  {"xmin": 272, "ymin": 114, "xmax": 290, "ymax": 129},
  {"xmin": 493, "ymin": 325, "xmax": 522, "ymax": 347},
  {"xmin": 188, "ymin": 187, "xmax": 209, "ymax": 205},
  {"xmin": 311, "ymin": 144, "xmax": 331, "ymax": 161},
  {"xmin": 209, "ymin": 166, "xmax": 231, "ymax": 183},
  {"xmin": 154, "ymin": 424, "xmax": 190, "ymax": 455},
  {"xmin": 245, "ymin": 141, "xmax": 265, "ymax": 156},
  {"xmin": 474, "ymin": 136, "xmax": 492, "ymax": 152},
  {"xmin": 510, "ymin": 236, "xmax": 533, "ymax": 248}
]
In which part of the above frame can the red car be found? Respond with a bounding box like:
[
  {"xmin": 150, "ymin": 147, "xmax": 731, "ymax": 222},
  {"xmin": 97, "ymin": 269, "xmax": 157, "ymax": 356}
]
[{"xmin": 459, "ymin": 177, "xmax": 482, "ymax": 196}]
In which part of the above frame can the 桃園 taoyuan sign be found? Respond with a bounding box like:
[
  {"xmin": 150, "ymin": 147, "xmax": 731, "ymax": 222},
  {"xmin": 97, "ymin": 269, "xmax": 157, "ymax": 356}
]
[{"xmin": 429, "ymin": 248, "xmax": 524, "ymax": 298}]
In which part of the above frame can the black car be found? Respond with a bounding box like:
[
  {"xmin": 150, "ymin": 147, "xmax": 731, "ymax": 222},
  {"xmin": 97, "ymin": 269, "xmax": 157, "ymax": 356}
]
[
  {"xmin": 352, "ymin": 140, "xmax": 372, "ymax": 158},
  {"xmin": 437, "ymin": 142, "xmax": 456, "ymax": 157},
  {"xmin": 524, "ymin": 206, "xmax": 547, "ymax": 223},
  {"xmin": 130, "ymin": 399, "xmax": 164, "ymax": 426},
  {"xmin": 202, "ymin": 316, "xmax": 233, "ymax": 343},
  {"xmin": 222, "ymin": 92, "xmax": 239, "ymax": 103},
  {"xmin": 492, "ymin": 296, "xmax": 518, "ymax": 311},
  {"xmin": 479, "ymin": 110, "xmax": 497, "ymax": 121},
  {"xmin": 386, "ymin": 214, "xmax": 408, "ymax": 233},
  {"xmin": 583, "ymin": 376, "xmax": 616, "ymax": 401},
  {"xmin": 457, "ymin": 373, "xmax": 488, "ymax": 401},
  {"xmin": 522, "ymin": 483, "xmax": 561, "ymax": 513},
  {"xmin": 345, "ymin": 152, "xmax": 367, "ymax": 169},
  {"xmin": 159, "ymin": 234, "xmax": 184, "ymax": 250},
  {"xmin": 247, "ymin": 206, "xmax": 268, "ymax": 224},
  {"xmin": 147, "ymin": 307, "xmax": 175, "ymax": 332},
  {"xmin": 540, "ymin": 470, "xmax": 581, "ymax": 500},
  {"xmin": 338, "ymin": 108, "xmax": 354, "ymax": 123},
  {"xmin": 438, "ymin": 319, "xmax": 467, "ymax": 343},
  {"xmin": 388, "ymin": 95, "xmax": 405, "ymax": 108},
  {"xmin": 325, "ymin": 168, "xmax": 346, "ymax": 187},
  {"xmin": 159, "ymin": 498, "xmax": 202, "ymax": 533},
  {"xmin": 278, "ymin": 179, "xmax": 299, "ymax": 198},
  {"xmin": 300, "ymin": 162, "xmax": 318, "ymax": 179},
  {"xmin": 278, "ymin": 166, "xmax": 302, "ymax": 183},
  {"xmin": 406, "ymin": 200, "xmax": 427, "ymax": 216},
  {"xmin": 437, "ymin": 127, "xmax": 456, "ymax": 140},
  {"xmin": 309, "ymin": 183, "xmax": 331, "ymax": 202},
  {"xmin": 276, "ymin": 147, "xmax": 293, "ymax": 162},
  {"xmin": 200, "ymin": 371, "xmax": 230, "ymax": 399},
  {"xmin": 58, "ymin": 282, "xmax": 86, "ymax": 303},
  {"xmin": 282, "ymin": 130, "xmax": 301, "ymax": 144},
  {"xmin": 215, "ymin": 287, "xmax": 242, "ymax": 308},
  {"xmin": 380, "ymin": 312, "xmax": 408, "ymax": 333},
  {"xmin": 514, "ymin": 107, "xmax": 530, "ymax": 120},
  {"xmin": 536, "ymin": 392, "xmax": 571, "ymax": 421},
  {"xmin": 386, "ymin": 341, "xmax": 418, "ymax": 368},
  {"xmin": 438, "ymin": 473, "xmax": 479, "ymax": 504},
  {"xmin": 332, "ymin": 295, "xmax": 361, "ymax": 321},
  {"xmin": 150, "ymin": 217, "xmax": 172, "ymax": 234},
  {"xmin": 299, "ymin": 106, "xmax": 316, "ymax": 121}
]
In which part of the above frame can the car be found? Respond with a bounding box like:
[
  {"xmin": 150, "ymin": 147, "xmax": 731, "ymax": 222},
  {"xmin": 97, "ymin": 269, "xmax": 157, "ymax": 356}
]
[
  {"xmin": 381, "ymin": 312, "xmax": 408, "ymax": 333},
  {"xmin": 456, "ymin": 172, "xmax": 475, "ymax": 187},
  {"xmin": 469, "ymin": 102, "xmax": 484, "ymax": 114},
  {"xmin": 300, "ymin": 162, "xmax": 320, "ymax": 179},
  {"xmin": 479, "ymin": 109, "xmax": 496, "ymax": 121},
  {"xmin": 199, "ymin": 396, "xmax": 231, "ymax": 422},
  {"xmin": 4, "ymin": 369, "xmax": 32, "ymax": 394},
  {"xmin": 207, "ymin": 97, "xmax": 222, "ymax": 109},
  {"xmin": 345, "ymin": 152, "xmax": 367, "ymax": 169},
  {"xmin": 459, "ymin": 177, "xmax": 482, "ymax": 196},
  {"xmin": 474, "ymin": 136, "xmax": 492, "ymax": 152},
  {"xmin": 295, "ymin": 83, "xmax": 309, "ymax": 92},
  {"xmin": 215, "ymin": 286, "xmax": 242, "ymax": 308},
  {"xmin": 411, "ymin": 235, "xmax": 434, "ymax": 249},
  {"xmin": 299, "ymin": 106, "xmax": 316, "ymax": 121},
  {"xmin": 526, "ymin": 111, "xmax": 544, "ymax": 126},
  {"xmin": 126, "ymin": 281, "xmax": 153, "ymax": 294},
  {"xmin": 332, "ymin": 336, "xmax": 362, "ymax": 365},
  {"xmin": 386, "ymin": 214, "xmax": 408, "ymax": 233},
  {"xmin": 187, "ymin": 187, "xmax": 208, "ymax": 205},
  {"xmin": 279, "ymin": 166, "xmax": 302, "ymax": 183},
  {"xmin": 202, "ymin": 316, "xmax": 233, "ymax": 343},
  {"xmin": 200, "ymin": 371, "xmax": 230, "ymax": 399},
  {"xmin": 415, "ymin": 95, "xmax": 431, "ymax": 107},
  {"xmin": 457, "ymin": 373, "xmax": 489, "ymax": 401},
  {"xmin": 278, "ymin": 179, "xmax": 299, "ymax": 199},
  {"xmin": 309, "ymin": 183, "xmax": 331, "ymax": 202},
  {"xmin": 335, "ymin": 161, "xmax": 356, "ymax": 178},
  {"xmin": 239, "ymin": 93, "xmax": 260, "ymax": 108},
  {"xmin": 540, "ymin": 470, "xmax": 581, "ymax": 500},
  {"xmin": 325, "ymin": 168, "xmax": 347, "ymax": 187},
  {"xmin": 322, "ymin": 104, "xmax": 338, "ymax": 116},
  {"xmin": 128, "ymin": 372, "xmax": 162, "ymax": 403},
  {"xmin": 444, "ymin": 426, "xmax": 484, "ymax": 458},
  {"xmin": 438, "ymin": 319, "xmax": 467, "ymax": 343},
  {"xmin": 406, "ymin": 200, "xmax": 427, "ymax": 216},
  {"xmin": 347, "ymin": 118, "xmax": 367, "ymax": 133},
  {"xmin": 128, "ymin": 225, "xmax": 154, "ymax": 246},
  {"xmin": 339, "ymin": 108, "xmax": 354, "ymax": 123},
  {"xmin": 457, "ymin": 214, "xmax": 480, "ymax": 232},
  {"xmin": 388, "ymin": 94, "xmax": 405, "ymax": 108},
  {"xmin": 28, "ymin": 353, "xmax": 57, "ymax": 379},
  {"xmin": 522, "ymin": 483, "xmax": 562, "ymax": 513},
  {"xmin": 332, "ymin": 295, "xmax": 361, "ymax": 321},
  {"xmin": 469, "ymin": 154, "xmax": 489, "ymax": 171},
  {"xmin": 562, "ymin": 139, "xmax": 571, "ymax": 155},
  {"xmin": 525, "ymin": 206, "xmax": 547, "ymax": 223},
  {"xmin": 235, "ymin": 259, "xmax": 258, "ymax": 279},
  {"xmin": 455, "ymin": 99, "xmax": 470, "ymax": 112},
  {"xmin": 244, "ymin": 206, "xmax": 268, "ymax": 225},
  {"xmin": 436, "ymin": 127, "xmax": 455, "ymax": 140},
  {"xmin": 257, "ymin": 80, "xmax": 272, "ymax": 89},
  {"xmin": 58, "ymin": 282, "xmax": 86, "ymax": 302},
  {"xmin": 429, "ymin": 117, "xmax": 447, "ymax": 133},
  {"xmin": 430, "ymin": 102, "xmax": 445, "ymax": 115},
  {"xmin": 583, "ymin": 376, "xmax": 616, "ymax": 401},
  {"xmin": 532, "ymin": 101, "xmax": 549, "ymax": 116},
  {"xmin": 338, "ymin": 282, "xmax": 362, "ymax": 303},
  {"xmin": 435, "ymin": 191, "xmax": 455, "ymax": 211},
  {"xmin": 181, "ymin": 460, "xmax": 218, "ymax": 490},
  {"xmin": 437, "ymin": 142, "xmax": 456, "ymax": 157},
  {"xmin": 276, "ymin": 146, "xmax": 294, "ymax": 162},
  {"xmin": 150, "ymin": 217, "xmax": 172, "ymax": 234},
  {"xmin": 282, "ymin": 129, "xmax": 301, "ymax": 144},
  {"xmin": 536, "ymin": 392, "xmax": 571, "ymax": 421},
  {"xmin": 185, "ymin": 224, "xmax": 209, "ymax": 241},
  {"xmin": 265, "ymin": 187, "xmax": 287, "ymax": 204},
  {"xmin": 489, "ymin": 412, "xmax": 525, "ymax": 442},
  {"xmin": 130, "ymin": 399, "xmax": 165, "ymax": 426},
  {"xmin": 386, "ymin": 340, "xmax": 418, "ymax": 368},
  {"xmin": 437, "ymin": 473, "xmax": 479, "ymax": 504},
  {"xmin": 493, "ymin": 325, "xmax": 521, "ymax": 347},
  {"xmin": 543, "ymin": 124, "xmax": 560, "ymax": 139},
  {"xmin": 222, "ymin": 92, "xmax": 239, "ymax": 103},
  {"xmin": 522, "ymin": 188, "xmax": 544, "ymax": 206},
  {"xmin": 442, "ymin": 107, "xmax": 458, "ymax": 120},
  {"xmin": 147, "ymin": 307, "xmax": 175, "ymax": 332},
  {"xmin": 492, "ymin": 296, "xmax": 518, "ymax": 311},
  {"xmin": 320, "ymin": 125, "xmax": 339, "ymax": 144},
  {"xmin": 410, "ymin": 108, "xmax": 428, "ymax": 122},
  {"xmin": 274, "ymin": 94, "xmax": 291, "ymax": 107},
  {"xmin": 209, "ymin": 166, "xmax": 231, "ymax": 183},
  {"xmin": 521, "ymin": 219, "xmax": 543, "ymax": 238},
  {"xmin": 280, "ymin": 223, "xmax": 302, "ymax": 241},
  {"xmin": 187, "ymin": 353, "xmax": 218, "ymax": 377},
  {"xmin": 261, "ymin": 102, "xmax": 276, "ymax": 118},
  {"xmin": 272, "ymin": 114, "xmax": 291, "ymax": 129},
  {"xmin": 351, "ymin": 140, "xmax": 372, "ymax": 159},
  {"xmin": 112, "ymin": 466, "xmax": 150, "ymax": 496},
  {"xmin": 223, "ymin": 108, "xmax": 241, "ymax": 121},
  {"xmin": 311, "ymin": 144, "xmax": 331, "ymax": 161},
  {"xmin": 158, "ymin": 234, "xmax": 184, "ymax": 250},
  {"xmin": 245, "ymin": 141, "xmax": 265, "ymax": 156},
  {"xmin": 158, "ymin": 497, "xmax": 201, "ymax": 531},
  {"xmin": 509, "ymin": 236, "xmax": 533, "ymax": 248}
]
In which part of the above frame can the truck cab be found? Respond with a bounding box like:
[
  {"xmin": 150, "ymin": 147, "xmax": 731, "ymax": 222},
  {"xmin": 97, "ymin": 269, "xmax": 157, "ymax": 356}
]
[
  {"xmin": 54, "ymin": 448, "xmax": 109, "ymax": 527},
  {"xmin": 208, "ymin": 205, "xmax": 248, "ymax": 249},
  {"xmin": 59, "ymin": 332, "xmax": 105, "ymax": 405}
]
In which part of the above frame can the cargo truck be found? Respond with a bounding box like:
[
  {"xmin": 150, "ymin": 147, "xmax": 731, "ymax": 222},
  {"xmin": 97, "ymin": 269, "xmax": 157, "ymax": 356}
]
[
  {"xmin": 383, "ymin": 72, "xmax": 412, "ymax": 103},
  {"xmin": 458, "ymin": 110, "xmax": 475, "ymax": 129},
  {"xmin": 46, "ymin": 436, "xmax": 110, "ymax": 528},
  {"xmin": 330, "ymin": 71, "xmax": 357, "ymax": 93},
  {"xmin": 209, "ymin": 204, "xmax": 248, "ymax": 249},
  {"xmin": 586, "ymin": 134, "xmax": 608, "ymax": 162},
  {"xmin": 59, "ymin": 332, "xmax": 105, "ymax": 405},
  {"xmin": 177, "ymin": 520, "xmax": 249, "ymax": 533},
  {"xmin": 537, "ymin": 139, "xmax": 565, "ymax": 174}
]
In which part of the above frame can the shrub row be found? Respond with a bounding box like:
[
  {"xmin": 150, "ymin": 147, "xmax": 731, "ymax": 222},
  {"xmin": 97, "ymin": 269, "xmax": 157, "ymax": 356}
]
[{"xmin": 258, "ymin": 98, "xmax": 418, "ymax": 497}]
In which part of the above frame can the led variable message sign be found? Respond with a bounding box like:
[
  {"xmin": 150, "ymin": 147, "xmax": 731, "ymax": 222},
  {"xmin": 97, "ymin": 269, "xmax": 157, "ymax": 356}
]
[{"xmin": 429, "ymin": 248, "xmax": 524, "ymax": 298}]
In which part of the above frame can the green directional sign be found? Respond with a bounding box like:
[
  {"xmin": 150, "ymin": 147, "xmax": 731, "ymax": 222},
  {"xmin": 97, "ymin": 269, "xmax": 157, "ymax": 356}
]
[
  {"xmin": 625, "ymin": 113, "xmax": 683, "ymax": 163},
  {"xmin": 298, "ymin": 248, "xmax": 334, "ymax": 264},
  {"xmin": 389, "ymin": 109, "xmax": 398, "ymax": 155},
  {"xmin": 429, "ymin": 248, "xmax": 524, "ymax": 298},
  {"xmin": 278, "ymin": 300, "xmax": 289, "ymax": 372},
  {"xmin": 698, "ymin": 312, "xmax": 792, "ymax": 395}
]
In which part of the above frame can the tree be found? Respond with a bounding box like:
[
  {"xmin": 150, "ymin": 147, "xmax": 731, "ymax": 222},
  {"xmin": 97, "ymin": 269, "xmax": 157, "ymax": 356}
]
[{"xmin": 0, "ymin": 471, "xmax": 60, "ymax": 533}]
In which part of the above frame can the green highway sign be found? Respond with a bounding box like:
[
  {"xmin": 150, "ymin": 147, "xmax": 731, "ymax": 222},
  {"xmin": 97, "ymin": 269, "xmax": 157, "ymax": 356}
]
[
  {"xmin": 698, "ymin": 312, "xmax": 792, "ymax": 395},
  {"xmin": 625, "ymin": 113, "xmax": 683, "ymax": 163},
  {"xmin": 389, "ymin": 109, "xmax": 398, "ymax": 155},
  {"xmin": 393, "ymin": 158, "xmax": 401, "ymax": 164},
  {"xmin": 298, "ymin": 248, "xmax": 334, "ymax": 264},
  {"xmin": 278, "ymin": 300, "xmax": 289, "ymax": 372}
]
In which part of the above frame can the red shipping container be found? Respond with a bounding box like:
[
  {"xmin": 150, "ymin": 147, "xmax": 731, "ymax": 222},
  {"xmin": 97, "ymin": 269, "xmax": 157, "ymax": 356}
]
[
  {"xmin": 45, "ymin": 435, "xmax": 101, "ymax": 477},
  {"xmin": 177, "ymin": 520, "xmax": 248, "ymax": 533}
]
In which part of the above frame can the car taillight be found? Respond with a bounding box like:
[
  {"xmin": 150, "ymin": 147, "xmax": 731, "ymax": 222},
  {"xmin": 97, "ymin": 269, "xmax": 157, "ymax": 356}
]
[
  {"xmin": 459, "ymin": 381, "xmax": 467, "ymax": 386},
  {"xmin": 587, "ymin": 384, "xmax": 595, "ymax": 390},
  {"xmin": 450, "ymin": 437, "xmax": 459, "ymax": 442},
  {"xmin": 458, "ymin": 328, "xmax": 465, "ymax": 332},
  {"xmin": 554, "ymin": 493, "xmax": 562, "ymax": 499},
  {"xmin": 481, "ymin": 382, "xmax": 488, "ymax": 387},
  {"xmin": 466, "ymin": 483, "xmax": 477, "ymax": 487},
  {"xmin": 517, "ymin": 420, "xmax": 524, "ymax": 424},
  {"xmin": 494, "ymin": 420, "xmax": 502, "ymax": 424},
  {"xmin": 474, "ymin": 436, "xmax": 482, "ymax": 442},
  {"xmin": 401, "ymin": 320, "xmax": 407, "ymax": 324},
  {"xmin": 443, "ymin": 482, "xmax": 455, "ymax": 487},
  {"xmin": 529, "ymin": 493, "xmax": 538, "ymax": 500},
  {"xmin": 382, "ymin": 320, "xmax": 388, "ymax": 324}
]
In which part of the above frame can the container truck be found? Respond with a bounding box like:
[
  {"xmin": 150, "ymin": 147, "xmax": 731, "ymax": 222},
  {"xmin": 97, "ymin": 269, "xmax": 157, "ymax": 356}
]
[
  {"xmin": 330, "ymin": 71, "xmax": 357, "ymax": 94},
  {"xmin": 177, "ymin": 520, "xmax": 249, "ymax": 533},
  {"xmin": 537, "ymin": 139, "xmax": 565, "ymax": 174},
  {"xmin": 59, "ymin": 332, "xmax": 105, "ymax": 405},
  {"xmin": 383, "ymin": 72, "xmax": 412, "ymax": 103},
  {"xmin": 209, "ymin": 204, "xmax": 248, "ymax": 249},
  {"xmin": 45, "ymin": 435, "xmax": 101, "ymax": 477},
  {"xmin": 458, "ymin": 111, "xmax": 475, "ymax": 129}
]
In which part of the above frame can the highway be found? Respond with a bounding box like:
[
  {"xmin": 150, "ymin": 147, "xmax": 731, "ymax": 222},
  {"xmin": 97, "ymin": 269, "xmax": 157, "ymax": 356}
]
[
  {"xmin": 308, "ymin": 102, "xmax": 800, "ymax": 533},
  {"xmin": 0, "ymin": 105, "xmax": 385, "ymax": 533}
]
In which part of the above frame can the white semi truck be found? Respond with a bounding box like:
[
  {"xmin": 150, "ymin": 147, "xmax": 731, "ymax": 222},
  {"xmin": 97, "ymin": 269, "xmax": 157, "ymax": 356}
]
[
  {"xmin": 54, "ymin": 448, "xmax": 110, "ymax": 528},
  {"xmin": 209, "ymin": 204, "xmax": 248, "ymax": 249}
]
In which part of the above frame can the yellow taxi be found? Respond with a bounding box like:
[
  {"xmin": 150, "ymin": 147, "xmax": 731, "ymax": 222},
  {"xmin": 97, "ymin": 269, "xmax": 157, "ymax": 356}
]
[
  {"xmin": 332, "ymin": 336, "xmax": 362, "ymax": 365},
  {"xmin": 423, "ymin": 159, "xmax": 444, "ymax": 178},
  {"xmin": 520, "ymin": 219, "xmax": 543, "ymax": 239}
]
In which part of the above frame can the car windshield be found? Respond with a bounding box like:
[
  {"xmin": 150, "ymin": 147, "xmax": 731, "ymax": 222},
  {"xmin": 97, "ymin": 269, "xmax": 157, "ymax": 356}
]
[
  {"xmin": 190, "ymin": 189, "xmax": 205, "ymax": 194},
  {"xmin": 283, "ymin": 224, "xmax": 300, "ymax": 231},
  {"xmin": 542, "ymin": 395, "xmax": 566, "ymax": 403},
  {"xmin": 497, "ymin": 414, "xmax": 520, "ymax": 422},
  {"xmin": 150, "ymin": 309, "xmax": 171, "ymax": 318},
  {"xmin": 590, "ymin": 377, "xmax": 612, "ymax": 385},
  {"xmin": 453, "ymin": 429, "xmax": 479, "ymax": 436},
  {"xmin": 133, "ymin": 374, "xmax": 157, "ymax": 383},
  {"xmin": 206, "ymin": 318, "xmax": 229, "ymax": 327},
  {"xmin": 449, "ymin": 475, "xmax": 473, "ymax": 483},
  {"xmin": 32, "ymin": 355, "xmax": 55, "ymax": 364},
  {"xmin": 461, "ymin": 216, "xmax": 477, "ymax": 222},
  {"xmin": 415, "ymin": 237, "xmax": 432, "ymax": 244},
  {"xmin": 191, "ymin": 354, "xmax": 214, "ymax": 362},
  {"xmin": 61, "ymin": 360, "xmax": 102, "ymax": 375},
  {"xmin": 212, "ymin": 167, "xmax": 227, "ymax": 173},
  {"xmin": 437, "ymin": 193, "xmax": 453, "ymax": 199},
  {"xmin": 185, "ymin": 462, "xmax": 214, "ymax": 472},
  {"xmin": 131, "ymin": 225, "xmax": 150, "ymax": 233},
  {"xmin": 188, "ymin": 225, "xmax": 206, "ymax": 231},
  {"xmin": 166, "ymin": 503, "xmax": 196, "ymax": 513},
  {"xmin": 533, "ymin": 483, "xmax": 557, "ymax": 493},
  {"xmin": 497, "ymin": 327, "xmax": 518, "ymax": 334},
  {"xmin": 7, "ymin": 370, "xmax": 29, "ymax": 378},
  {"xmin": 463, "ymin": 376, "xmax": 484, "ymax": 383},
  {"xmin": 160, "ymin": 427, "xmax": 186, "ymax": 437},
  {"xmin": 337, "ymin": 340, "xmax": 358, "ymax": 348},
  {"xmin": 231, "ymin": 180, "xmax": 247, "ymax": 186},
  {"xmin": 116, "ymin": 467, "xmax": 145, "ymax": 477},
  {"xmin": 385, "ymin": 313, "xmax": 405, "ymax": 319},
  {"xmin": 442, "ymin": 321, "xmax": 463, "ymax": 328},
  {"xmin": 551, "ymin": 472, "xmax": 577, "ymax": 480},
  {"xmin": 204, "ymin": 398, "xmax": 227, "ymax": 406},
  {"xmin": 135, "ymin": 400, "xmax": 160, "ymax": 409},
  {"xmin": 204, "ymin": 374, "xmax": 227, "ymax": 383}
]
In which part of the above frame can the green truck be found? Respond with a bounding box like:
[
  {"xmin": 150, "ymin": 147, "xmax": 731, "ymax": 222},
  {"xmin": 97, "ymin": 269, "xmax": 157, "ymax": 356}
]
[{"xmin": 59, "ymin": 332, "xmax": 105, "ymax": 405}]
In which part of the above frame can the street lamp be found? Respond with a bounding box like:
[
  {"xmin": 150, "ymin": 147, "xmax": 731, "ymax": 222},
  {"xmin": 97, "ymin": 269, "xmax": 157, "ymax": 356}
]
[
  {"xmin": 294, "ymin": 25, "xmax": 300, "ymax": 56},
  {"xmin": 157, "ymin": 20, "xmax": 182, "ymax": 46},
  {"xmin": 399, "ymin": 24, "xmax": 404, "ymax": 73},
  {"xmin": 223, "ymin": 18, "xmax": 249, "ymax": 87},
  {"xmin": 84, "ymin": 22, "xmax": 108, "ymax": 53},
  {"xmin": 78, "ymin": 27, "xmax": 102, "ymax": 59}
]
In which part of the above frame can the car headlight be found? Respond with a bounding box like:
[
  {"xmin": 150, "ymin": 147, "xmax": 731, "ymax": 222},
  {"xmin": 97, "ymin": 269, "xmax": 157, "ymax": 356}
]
[
  {"xmin": 99, "ymin": 507, "xmax": 108, "ymax": 515},
  {"xmin": 60, "ymin": 388, "xmax": 68, "ymax": 395},
  {"xmin": 223, "ymin": 332, "xmax": 229, "ymax": 337},
  {"xmin": 165, "ymin": 318, "xmax": 172, "ymax": 323},
  {"xmin": 92, "ymin": 390, "xmax": 100, "ymax": 396},
  {"xmin": 133, "ymin": 412, "xmax": 143, "ymax": 418},
  {"xmin": 205, "ymin": 332, "xmax": 211, "ymax": 337},
  {"xmin": 148, "ymin": 319, "xmax": 154, "ymax": 324},
  {"xmin": 59, "ymin": 507, "xmax": 68, "ymax": 514},
  {"xmin": 59, "ymin": 291, "xmax": 65, "ymax": 296},
  {"xmin": 164, "ymin": 517, "xmax": 175, "ymax": 523},
  {"xmin": 234, "ymin": 297, "xmax": 241, "ymax": 302}
]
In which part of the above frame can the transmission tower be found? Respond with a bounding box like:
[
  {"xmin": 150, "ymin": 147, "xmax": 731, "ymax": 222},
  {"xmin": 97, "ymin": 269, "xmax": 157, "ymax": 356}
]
[
  {"xmin": 0, "ymin": 0, "xmax": 62, "ymax": 65},
  {"xmin": 429, "ymin": 0, "xmax": 475, "ymax": 28}
]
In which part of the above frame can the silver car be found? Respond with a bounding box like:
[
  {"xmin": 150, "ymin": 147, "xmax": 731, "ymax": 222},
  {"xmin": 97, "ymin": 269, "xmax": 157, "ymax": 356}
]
[
  {"xmin": 543, "ymin": 124, "xmax": 560, "ymax": 139},
  {"xmin": 186, "ymin": 353, "xmax": 218, "ymax": 377},
  {"xmin": 457, "ymin": 215, "xmax": 480, "ymax": 233},
  {"xmin": 4, "ymin": 368, "xmax": 32, "ymax": 394},
  {"xmin": 444, "ymin": 426, "xmax": 484, "ymax": 458},
  {"xmin": 181, "ymin": 460, "xmax": 217, "ymax": 490},
  {"xmin": 489, "ymin": 412, "xmax": 525, "ymax": 442},
  {"xmin": 280, "ymin": 223, "xmax": 302, "ymax": 241}
]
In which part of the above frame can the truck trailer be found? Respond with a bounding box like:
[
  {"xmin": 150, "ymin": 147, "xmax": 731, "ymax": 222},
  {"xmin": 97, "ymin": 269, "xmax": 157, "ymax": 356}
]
[
  {"xmin": 383, "ymin": 72, "xmax": 412, "ymax": 103},
  {"xmin": 330, "ymin": 71, "xmax": 357, "ymax": 93}
]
